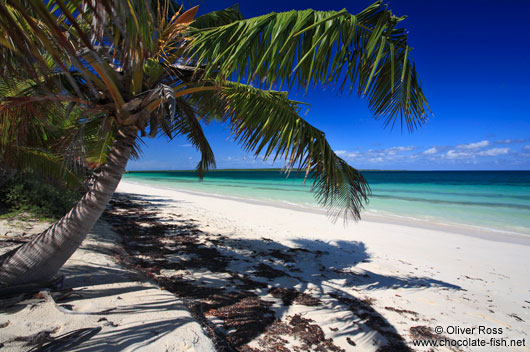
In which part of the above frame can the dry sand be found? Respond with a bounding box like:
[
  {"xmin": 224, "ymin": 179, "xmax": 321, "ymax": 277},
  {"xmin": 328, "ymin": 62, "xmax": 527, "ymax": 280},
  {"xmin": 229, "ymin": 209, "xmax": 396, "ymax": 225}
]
[
  {"xmin": 0, "ymin": 220, "xmax": 214, "ymax": 351},
  {"xmin": 1, "ymin": 179, "xmax": 529, "ymax": 351},
  {"xmin": 112, "ymin": 181, "xmax": 530, "ymax": 351}
]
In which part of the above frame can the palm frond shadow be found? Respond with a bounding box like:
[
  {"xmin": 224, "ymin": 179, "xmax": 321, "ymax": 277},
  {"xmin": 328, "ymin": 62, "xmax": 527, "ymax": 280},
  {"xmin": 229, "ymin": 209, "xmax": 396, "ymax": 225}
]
[
  {"xmin": 1, "ymin": 230, "xmax": 201, "ymax": 352},
  {"xmin": 58, "ymin": 265, "xmax": 149, "ymax": 300},
  {"xmin": 102, "ymin": 192, "xmax": 461, "ymax": 350},
  {"xmin": 56, "ymin": 317, "xmax": 196, "ymax": 352}
]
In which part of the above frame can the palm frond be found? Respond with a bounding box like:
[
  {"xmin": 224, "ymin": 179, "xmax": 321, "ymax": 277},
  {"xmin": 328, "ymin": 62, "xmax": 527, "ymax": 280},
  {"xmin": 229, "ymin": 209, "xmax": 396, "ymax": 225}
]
[
  {"xmin": 170, "ymin": 96, "xmax": 216, "ymax": 179},
  {"xmin": 219, "ymin": 82, "xmax": 370, "ymax": 220},
  {"xmin": 1, "ymin": 145, "xmax": 81, "ymax": 187},
  {"xmin": 192, "ymin": 4, "xmax": 243, "ymax": 29},
  {"xmin": 131, "ymin": 137, "xmax": 145, "ymax": 161},
  {"xmin": 188, "ymin": 1, "xmax": 430, "ymax": 132}
]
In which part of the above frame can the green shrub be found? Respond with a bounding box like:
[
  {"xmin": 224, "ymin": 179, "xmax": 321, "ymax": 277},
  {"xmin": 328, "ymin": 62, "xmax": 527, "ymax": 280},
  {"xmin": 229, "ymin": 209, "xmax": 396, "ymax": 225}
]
[{"xmin": 0, "ymin": 173, "xmax": 82, "ymax": 220}]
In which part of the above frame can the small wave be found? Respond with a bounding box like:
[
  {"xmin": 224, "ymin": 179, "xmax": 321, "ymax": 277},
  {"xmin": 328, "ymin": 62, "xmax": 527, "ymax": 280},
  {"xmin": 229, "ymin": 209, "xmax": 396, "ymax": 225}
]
[
  {"xmin": 363, "ymin": 209, "xmax": 530, "ymax": 236},
  {"xmin": 374, "ymin": 188, "xmax": 530, "ymax": 200},
  {"xmin": 372, "ymin": 195, "xmax": 530, "ymax": 210}
]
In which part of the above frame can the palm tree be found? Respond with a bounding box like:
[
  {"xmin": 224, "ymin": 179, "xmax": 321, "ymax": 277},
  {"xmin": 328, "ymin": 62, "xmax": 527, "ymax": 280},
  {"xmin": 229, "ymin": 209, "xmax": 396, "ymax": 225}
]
[
  {"xmin": 0, "ymin": 77, "xmax": 106, "ymax": 189},
  {"xmin": 0, "ymin": 0, "xmax": 429, "ymax": 288}
]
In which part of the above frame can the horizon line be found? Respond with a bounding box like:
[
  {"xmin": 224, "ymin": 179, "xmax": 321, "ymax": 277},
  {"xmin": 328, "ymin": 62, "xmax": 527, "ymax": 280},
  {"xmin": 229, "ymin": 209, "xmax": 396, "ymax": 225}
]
[{"xmin": 126, "ymin": 168, "xmax": 530, "ymax": 172}]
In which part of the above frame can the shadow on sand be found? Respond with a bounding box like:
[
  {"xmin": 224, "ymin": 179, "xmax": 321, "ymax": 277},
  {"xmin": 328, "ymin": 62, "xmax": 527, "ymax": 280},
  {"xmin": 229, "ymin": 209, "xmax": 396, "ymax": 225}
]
[{"xmin": 94, "ymin": 192, "xmax": 463, "ymax": 351}]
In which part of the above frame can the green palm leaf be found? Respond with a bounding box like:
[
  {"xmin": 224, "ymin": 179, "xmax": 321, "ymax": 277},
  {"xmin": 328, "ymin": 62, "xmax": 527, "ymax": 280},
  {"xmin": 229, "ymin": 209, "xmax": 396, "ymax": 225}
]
[
  {"xmin": 188, "ymin": 1, "xmax": 430, "ymax": 132},
  {"xmin": 0, "ymin": 0, "xmax": 430, "ymax": 221},
  {"xmin": 2, "ymin": 145, "xmax": 81, "ymax": 187},
  {"xmin": 192, "ymin": 4, "xmax": 243, "ymax": 29},
  {"xmin": 218, "ymin": 82, "xmax": 370, "ymax": 220},
  {"xmin": 170, "ymin": 96, "xmax": 216, "ymax": 179}
]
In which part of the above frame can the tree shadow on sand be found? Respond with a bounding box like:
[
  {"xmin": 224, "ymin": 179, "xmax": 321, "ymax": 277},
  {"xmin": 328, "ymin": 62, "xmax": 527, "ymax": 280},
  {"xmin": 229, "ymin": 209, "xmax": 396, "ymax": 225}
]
[
  {"xmin": 1, "ymin": 245, "xmax": 206, "ymax": 352},
  {"xmin": 100, "ymin": 192, "xmax": 462, "ymax": 352}
]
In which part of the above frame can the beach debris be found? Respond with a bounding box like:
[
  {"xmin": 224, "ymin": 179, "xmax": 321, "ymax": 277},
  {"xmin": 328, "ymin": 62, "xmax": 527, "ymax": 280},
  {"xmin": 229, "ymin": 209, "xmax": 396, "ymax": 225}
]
[
  {"xmin": 267, "ymin": 249, "xmax": 295, "ymax": 262},
  {"xmin": 103, "ymin": 320, "xmax": 119, "ymax": 327},
  {"xmin": 253, "ymin": 263, "xmax": 288, "ymax": 279},
  {"xmin": 230, "ymin": 272, "xmax": 268, "ymax": 290},
  {"xmin": 508, "ymin": 313, "xmax": 524, "ymax": 322},
  {"xmin": 330, "ymin": 292, "xmax": 411, "ymax": 351},
  {"xmin": 268, "ymin": 287, "xmax": 321, "ymax": 306},
  {"xmin": 158, "ymin": 276, "xmax": 224, "ymax": 300},
  {"xmin": 346, "ymin": 337, "xmax": 356, "ymax": 346},
  {"xmin": 384, "ymin": 306, "xmax": 419, "ymax": 317},
  {"xmin": 408, "ymin": 324, "xmax": 463, "ymax": 352},
  {"xmin": 8, "ymin": 327, "xmax": 59, "ymax": 346},
  {"xmin": 409, "ymin": 325, "xmax": 443, "ymax": 341},
  {"xmin": 105, "ymin": 193, "xmax": 413, "ymax": 352},
  {"xmin": 207, "ymin": 295, "xmax": 276, "ymax": 347},
  {"xmin": 250, "ymin": 314, "xmax": 346, "ymax": 352},
  {"xmin": 362, "ymin": 296, "xmax": 377, "ymax": 305}
]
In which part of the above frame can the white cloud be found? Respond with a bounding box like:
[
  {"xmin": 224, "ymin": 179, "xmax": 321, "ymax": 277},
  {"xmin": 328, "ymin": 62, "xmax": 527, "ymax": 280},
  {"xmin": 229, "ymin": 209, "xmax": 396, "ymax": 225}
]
[
  {"xmin": 335, "ymin": 150, "xmax": 360, "ymax": 158},
  {"xmin": 385, "ymin": 146, "xmax": 414, "ymax": 155},
  {"xmin": 321, "ymin": 142, "xmax": 515, "ymax": 167},
  {"xmin": 178, "ymin": 144, "xmax": 192, "ymax": 147},
  {"xmin": 333, "ymin": 145, "xmax": 416, "ymax": 164},
  {"xmin": 496, "ymin": 139, "xmax": 525, "ymax": 144},
  {"xmin": 395, "ymin": 146, "xmax": 415, "ymax": 151},
  {"xmin": 423, "ymin": 147, "xmax": 438, "ymax": 155},
  {"xmin": 456, "ymin": 140, "xmax": 490, "ymax": 149},
  {"xmin": 446, "ymin": 147, "xmax": 510, "ymax": 159},
  {"xmin": 523, "ymin": 145, "xmax": 530, "ymax": 150},
  {"xmin": 369, "ymin": 157, "xmax": 384, "ymax": 163},
  {"xmin": 477, "ymin": 148, "xmax": 509, "ymax": 156},
  {"xmin": 446, "ymin": 150, "xmax": 471, "ymax": 159},
  {"xmin": 346, "ymin": 151, "xmax": 360, "ymax": 158}
]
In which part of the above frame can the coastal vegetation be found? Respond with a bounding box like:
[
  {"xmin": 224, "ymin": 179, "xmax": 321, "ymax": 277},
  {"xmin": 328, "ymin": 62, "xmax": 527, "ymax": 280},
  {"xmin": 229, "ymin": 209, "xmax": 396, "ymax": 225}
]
[
  {"xmin": 0, "ymin": 173, "xmax": 81, "ymax": 220},
  {"xmin": 0, "ymin": 0, "xmax": 429, "ymax": 288}
]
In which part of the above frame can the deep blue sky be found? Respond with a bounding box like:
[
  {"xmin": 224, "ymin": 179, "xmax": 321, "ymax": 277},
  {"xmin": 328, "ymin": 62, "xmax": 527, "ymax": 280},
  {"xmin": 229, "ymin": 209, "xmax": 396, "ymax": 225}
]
[{"xmin": 128, "ymin": 0, "xmax": 530, "ymax": 171}]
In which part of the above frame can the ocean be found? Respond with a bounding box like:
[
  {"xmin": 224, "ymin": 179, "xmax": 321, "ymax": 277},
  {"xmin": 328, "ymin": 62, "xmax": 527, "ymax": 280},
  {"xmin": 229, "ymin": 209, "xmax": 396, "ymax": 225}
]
[{"xmin": 122, "ymin": 170, "xmax": 530, "ymax": 236}]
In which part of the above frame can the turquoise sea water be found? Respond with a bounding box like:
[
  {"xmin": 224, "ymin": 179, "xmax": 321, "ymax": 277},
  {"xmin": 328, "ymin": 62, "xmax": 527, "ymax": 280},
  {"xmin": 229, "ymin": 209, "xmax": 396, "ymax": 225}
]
[{"xmin": 123, "ymin": 170, "xmax": 530, "ymax": 235}]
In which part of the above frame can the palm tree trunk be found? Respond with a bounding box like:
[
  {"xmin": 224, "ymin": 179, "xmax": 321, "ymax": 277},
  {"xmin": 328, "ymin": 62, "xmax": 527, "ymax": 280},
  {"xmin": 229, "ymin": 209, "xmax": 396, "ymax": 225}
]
[{"xmin": 0, "ymin": 128, "xmax": 137, "ymax": 287}]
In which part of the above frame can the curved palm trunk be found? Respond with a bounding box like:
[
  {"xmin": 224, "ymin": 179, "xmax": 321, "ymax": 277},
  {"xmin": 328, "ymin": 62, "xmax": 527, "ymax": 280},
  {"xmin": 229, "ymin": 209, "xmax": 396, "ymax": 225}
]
[{"xmin": 0, "ymin": 128, "xmax": 137, "ymax": 287}]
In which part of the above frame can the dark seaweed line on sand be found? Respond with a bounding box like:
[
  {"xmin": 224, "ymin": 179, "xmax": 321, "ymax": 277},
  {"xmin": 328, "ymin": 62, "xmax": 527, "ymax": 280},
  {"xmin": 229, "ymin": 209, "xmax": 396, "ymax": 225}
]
[{"xmin": 104, "ymin": 194, "xmax": 413, "ymax": 352}]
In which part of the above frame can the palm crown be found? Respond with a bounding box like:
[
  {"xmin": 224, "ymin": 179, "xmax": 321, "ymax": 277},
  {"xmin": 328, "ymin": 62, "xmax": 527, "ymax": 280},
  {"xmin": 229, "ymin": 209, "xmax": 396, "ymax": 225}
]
[{"xmin": 0, "ymin": 0, "xmax": 430, "ymax": 220}]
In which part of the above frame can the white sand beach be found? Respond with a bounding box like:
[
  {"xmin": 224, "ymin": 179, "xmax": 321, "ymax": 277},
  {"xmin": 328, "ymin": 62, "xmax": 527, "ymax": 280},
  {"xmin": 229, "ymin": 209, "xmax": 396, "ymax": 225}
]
[
  {"xmin": 1, "ymin": 180, "xmax": 529, "ymax": 351},
  {"xmin": 0, "ymin": 220, "xmax": 215, "ymax": 352},
  {"xmin": 112, "ymin": 181, "xmax": 530, "ymax": 351}
]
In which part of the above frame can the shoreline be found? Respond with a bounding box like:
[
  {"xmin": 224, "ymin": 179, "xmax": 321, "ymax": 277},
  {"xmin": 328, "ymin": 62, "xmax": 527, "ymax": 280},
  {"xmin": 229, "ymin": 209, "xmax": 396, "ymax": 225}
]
[
  {"xmin": 120, "ymin": 180, "xmax": 530, "ymax": 246},
  {"xmin": 2, "ymin": 180, "xmax": 528, "ymax": 351},
  {"xmin": 113, "ymin": 180, "xmax": 529, "ymax": 351}
]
